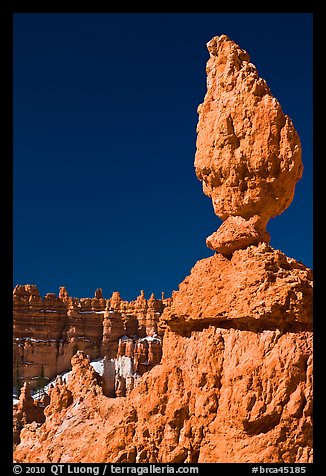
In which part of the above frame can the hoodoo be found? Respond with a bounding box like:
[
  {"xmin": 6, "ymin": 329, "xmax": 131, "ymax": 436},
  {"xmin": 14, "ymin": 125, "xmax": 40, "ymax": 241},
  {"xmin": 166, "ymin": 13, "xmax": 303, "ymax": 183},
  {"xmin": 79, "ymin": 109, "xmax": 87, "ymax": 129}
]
[
  {"xmin": 14, "ymin": 35, "xmax": 312, "ymax": 463},
  {"xmin": 195, "ymin": 35, "xmax": 302, "ymax": 254}
]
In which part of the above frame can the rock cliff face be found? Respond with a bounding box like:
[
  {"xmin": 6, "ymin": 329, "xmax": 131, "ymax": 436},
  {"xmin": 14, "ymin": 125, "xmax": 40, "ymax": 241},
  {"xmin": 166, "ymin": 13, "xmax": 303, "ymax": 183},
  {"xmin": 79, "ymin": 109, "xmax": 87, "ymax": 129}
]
[
  {"xmin": 13, "ymin": 34, "xmax": 312, "ymax": 463},
  {"xmin": 101, "ymin": 334, "xmax": 163, "ymax": 398},
  {"xmin": 13, "ymin": 286, "xmax": 168, "ymax": 390},
  {"xmin": 14, "ymin": 245, "xmax": 313, "ymax": 463}
]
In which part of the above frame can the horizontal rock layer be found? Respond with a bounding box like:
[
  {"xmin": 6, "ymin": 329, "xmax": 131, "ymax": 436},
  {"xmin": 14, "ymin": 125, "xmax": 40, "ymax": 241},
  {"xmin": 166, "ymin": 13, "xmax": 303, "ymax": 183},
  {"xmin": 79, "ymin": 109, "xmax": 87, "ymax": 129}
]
[
  {"xmin": 163, "ymin": 243, "xmax": 312, "ymax": 331},
  {"xmin": 13, "ymin": 286, "xmax": 170, "ymax": 388}
]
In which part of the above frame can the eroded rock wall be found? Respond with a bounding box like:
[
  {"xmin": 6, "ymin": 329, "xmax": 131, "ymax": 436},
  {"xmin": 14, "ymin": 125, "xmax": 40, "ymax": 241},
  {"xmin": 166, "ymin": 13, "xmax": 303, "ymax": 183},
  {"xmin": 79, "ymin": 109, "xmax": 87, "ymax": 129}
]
[
  {"xmin": 14, "ymin": 245, "xmax": 313, "ymax": 463},
  {"xmin": 13, "ymin": 286, "xmax": 168, "ymax": 389}
]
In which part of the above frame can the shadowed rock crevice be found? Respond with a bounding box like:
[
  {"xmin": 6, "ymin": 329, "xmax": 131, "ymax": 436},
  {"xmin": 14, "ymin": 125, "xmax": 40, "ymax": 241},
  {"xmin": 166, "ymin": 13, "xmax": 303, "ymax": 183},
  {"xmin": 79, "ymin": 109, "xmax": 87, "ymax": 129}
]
[
  {"xmin": 242, "ymin": 411, "xmax": 282, "ymax": 435},
  {"xmin": 165, "ymin": 316, "xmax": 312, "ymax": 337}
]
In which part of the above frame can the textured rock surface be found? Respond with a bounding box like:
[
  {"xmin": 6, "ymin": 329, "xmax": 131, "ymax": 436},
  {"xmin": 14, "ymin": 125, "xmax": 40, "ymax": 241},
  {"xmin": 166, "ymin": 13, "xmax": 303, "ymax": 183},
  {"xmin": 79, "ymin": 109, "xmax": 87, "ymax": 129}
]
[
  {"xmin": 101, "ymin": 334, "xmax": 162, "ymax": 397},
  {"xmin": 13, "ymin": 382, "xmax": 47, "ymax": 445},
  {"xmin": 206, "ymin": 215, "xmax": 270, "ymax": 254},
  {"xmin": 13, "ymin": 286, "xmax": 169, "ymax": 388},
  {"xmin": 195, "ymin": 35, "xmax": 302, "ymax": 252},
  {"xmin": 163, "ymin": 244, "xmax": 312, "ymax": 330},
  {"xmin": 14, "ymin": 352, "xmax": 122, "ymax": 463},
  {"xmin": 14, "ymin": 246, "xmax": 312, "ymax": 463}
]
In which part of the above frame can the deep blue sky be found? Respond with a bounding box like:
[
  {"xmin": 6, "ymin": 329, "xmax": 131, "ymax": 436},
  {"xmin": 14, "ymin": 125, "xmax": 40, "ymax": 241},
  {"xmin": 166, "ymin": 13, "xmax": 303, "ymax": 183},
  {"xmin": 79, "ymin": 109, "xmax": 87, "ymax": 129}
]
[{"xmin": 13, "ymin": 13, "xmax": 313, "ymax": 300}]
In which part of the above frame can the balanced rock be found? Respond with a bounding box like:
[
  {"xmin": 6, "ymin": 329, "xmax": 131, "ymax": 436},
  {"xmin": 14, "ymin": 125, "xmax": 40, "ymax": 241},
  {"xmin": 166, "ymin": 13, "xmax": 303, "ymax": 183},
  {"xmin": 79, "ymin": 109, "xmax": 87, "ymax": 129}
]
[
  {"xmin": 13, "ymin": 35, "xmax": 312, "ymax": 464},
  {"xmin": 195, "ymin": 34, "xmax": 302, "ymax": 253}
]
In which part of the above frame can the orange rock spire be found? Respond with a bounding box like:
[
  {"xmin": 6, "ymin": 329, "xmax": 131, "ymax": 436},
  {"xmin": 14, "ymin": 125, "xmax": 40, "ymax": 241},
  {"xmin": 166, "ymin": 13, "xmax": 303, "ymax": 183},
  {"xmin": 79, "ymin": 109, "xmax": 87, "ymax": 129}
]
[{"xmin": 195, "ymin": 35, "xmax": 303, "ymax": 254}]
